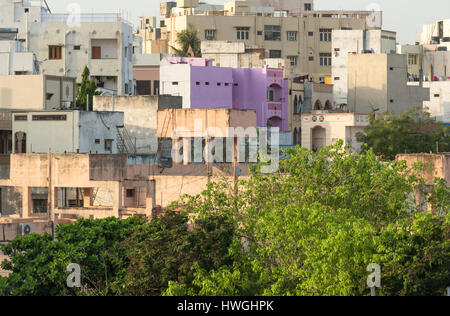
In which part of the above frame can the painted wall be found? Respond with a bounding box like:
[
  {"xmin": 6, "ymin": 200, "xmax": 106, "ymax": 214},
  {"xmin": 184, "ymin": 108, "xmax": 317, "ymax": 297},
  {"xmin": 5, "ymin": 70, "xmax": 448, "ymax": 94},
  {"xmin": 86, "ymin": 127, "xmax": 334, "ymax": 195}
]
[
  {"xmin": 94, "ymin": 96, "xmax": 159, "ymax": 154},
  {"xmin": 301, "ymin": 113, "xmax": 369, "ymax": 152},
  {"xmin": 161, "ymin": 57, "xmax": 289, "ymax": 131},
  {"xmin": 348, "ymin": 54, "xmax": 430, "ymax": 115},
  {"xmin": 78, "ymin": 111, "xmax": 123, "ymax": 154},
  {"xmin": 332, "ymin": 30, "xmax": 397, "ymax": 105}
]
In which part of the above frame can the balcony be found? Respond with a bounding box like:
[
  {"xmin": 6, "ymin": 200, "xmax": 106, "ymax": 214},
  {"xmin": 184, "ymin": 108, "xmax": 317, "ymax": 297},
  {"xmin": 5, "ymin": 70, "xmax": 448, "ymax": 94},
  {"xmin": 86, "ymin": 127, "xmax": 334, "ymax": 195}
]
[{"xmin": 89, "ymin": 59, "xmax": 120, "ymax": 77}]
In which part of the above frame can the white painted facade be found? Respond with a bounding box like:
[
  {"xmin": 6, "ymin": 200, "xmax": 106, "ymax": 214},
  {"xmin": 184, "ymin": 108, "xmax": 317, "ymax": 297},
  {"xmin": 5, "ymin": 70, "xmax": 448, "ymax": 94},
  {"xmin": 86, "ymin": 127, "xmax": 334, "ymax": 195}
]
[
  {"xmin": 332, "ymin": 29, "xmax": 397, "ymax": 105},
  {"xmin": 417, "ymin": 19, "xmax": 450, "ymax": 50},
  {"xmin": 301, "ymin": 113, "xmax": 369, "ymax": 153},
  {"xmin": 160, "ymin": 62, "xmax": 192, "ymax": 108},
  {"xmin": 411, "ymin": 81, "xmax": 450, "ymax": 124},
  {"xmin": 12, "ymin": 110, "xmax": 124, "ymax": 154},
  {"xmin": 0, "ymin": 0, "xmax": 134, "ymax": 95}
]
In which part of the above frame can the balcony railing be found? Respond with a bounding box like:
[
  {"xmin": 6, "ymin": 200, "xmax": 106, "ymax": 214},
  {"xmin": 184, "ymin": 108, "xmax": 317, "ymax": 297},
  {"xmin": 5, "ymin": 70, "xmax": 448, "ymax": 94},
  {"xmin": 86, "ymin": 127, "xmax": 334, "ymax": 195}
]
[{"xmin": 41, "ymin": 13, "xmax": 133, "ymax": 26}]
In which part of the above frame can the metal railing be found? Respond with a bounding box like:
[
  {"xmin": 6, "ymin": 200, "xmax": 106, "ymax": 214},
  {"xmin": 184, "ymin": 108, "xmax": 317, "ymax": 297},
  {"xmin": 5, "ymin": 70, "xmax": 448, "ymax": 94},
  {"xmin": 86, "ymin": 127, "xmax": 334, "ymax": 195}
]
[{"xmin": 41, "ymin": 13, "xmax": 133, "ymax": 26}]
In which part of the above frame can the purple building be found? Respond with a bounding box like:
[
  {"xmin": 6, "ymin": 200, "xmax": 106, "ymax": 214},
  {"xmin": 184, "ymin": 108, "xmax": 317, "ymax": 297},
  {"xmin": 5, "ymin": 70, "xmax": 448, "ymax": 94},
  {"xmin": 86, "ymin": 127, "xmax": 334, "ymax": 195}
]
[{"xmin": 161, "ymin": 57, "xmax": 289, "ymax": 131}]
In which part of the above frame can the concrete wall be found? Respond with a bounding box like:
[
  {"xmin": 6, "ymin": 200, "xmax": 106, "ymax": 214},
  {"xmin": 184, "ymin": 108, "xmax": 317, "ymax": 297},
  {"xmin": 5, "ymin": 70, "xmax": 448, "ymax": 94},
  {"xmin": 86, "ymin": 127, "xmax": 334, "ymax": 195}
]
[
  {"xmin": 12, "ymin": 110, "xmax": 122, "ymax": 154},
  {"xmin": 421, "ymin": 81, "xmax": 450, "ymax": 123},
  {"xmin": 301, "ymin": 113, "xmax": 369, "ymax": 152},
  {"xmin": 396, "ymin": 153, "xmax": 450, "ymax": 186},
  {"xmin": 161, "ymin": 10, "xmax": 376, "ymax": 82},
  {"xmin": 94, "ymin": 96, "xmax": 159, "ymax": 154},
  {"xmin": 332, "ymin": 30, "xmax": 397, "ymax": 105},
  {"xmin": 0, "ymin": 74, "xmax": 44, "ymax": 109},
  {"xmin": 78, "ymin": 111, "xmax": 124, "ymax": 154},
  {"xmin": 348, "ymin": 54, "xmax": 429, "ymax": 115}
]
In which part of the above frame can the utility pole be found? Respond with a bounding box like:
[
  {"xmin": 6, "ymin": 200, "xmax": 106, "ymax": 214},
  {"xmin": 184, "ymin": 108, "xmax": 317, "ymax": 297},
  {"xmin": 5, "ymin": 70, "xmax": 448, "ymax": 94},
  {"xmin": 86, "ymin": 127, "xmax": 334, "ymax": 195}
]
[{"xmin": 47, "ymin": 149, "xmax": 55, "ymax": 238}]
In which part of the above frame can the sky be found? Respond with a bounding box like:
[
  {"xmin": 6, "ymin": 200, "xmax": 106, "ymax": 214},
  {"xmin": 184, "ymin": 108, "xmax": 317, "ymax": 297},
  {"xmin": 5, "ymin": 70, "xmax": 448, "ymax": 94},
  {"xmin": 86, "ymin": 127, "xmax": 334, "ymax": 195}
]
[{"xmin": 45, "ymin": 0, "xmax": 450, "ymax": 44}]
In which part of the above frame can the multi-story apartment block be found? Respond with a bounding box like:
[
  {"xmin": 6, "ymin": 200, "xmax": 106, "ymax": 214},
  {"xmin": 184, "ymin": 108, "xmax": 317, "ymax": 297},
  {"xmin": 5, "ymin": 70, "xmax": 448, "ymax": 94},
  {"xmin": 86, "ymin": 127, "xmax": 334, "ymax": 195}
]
[
  {"xmin": 154, "ymin": 0, "xmax": 382, "ymax": 81},
  {"xmin": 348, "ymin": 54, "xmax": 430, "ymax": 116},
  {"xmin": 332, "ymin": 29, "xmax": 397, "ymax": 105},
  {"xmin": 160, "ymin": 56, "xmax": 289, "ymax": 131},
  {"xmin": 417, "ymin": 19, "xmax": 450, "ymax": 50},
  {"xmin": 0, "ymin": 0, "xmax": 134, "ymax": 95}
]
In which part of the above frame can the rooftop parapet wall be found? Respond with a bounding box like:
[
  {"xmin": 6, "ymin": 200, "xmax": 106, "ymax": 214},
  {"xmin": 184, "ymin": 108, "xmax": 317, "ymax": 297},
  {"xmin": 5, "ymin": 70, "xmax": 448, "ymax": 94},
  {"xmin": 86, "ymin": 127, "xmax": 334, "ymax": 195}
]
[
  {"xmin": 157, "ymin": 109, "xmax": 257, "ymax": 138},
  {"xmin": 396, "ymin": 153, "xmax": 450, "ymax": 186},
  {"xmin": 0, "ymin": 154, "xmax": 127, "ymax": 187}
]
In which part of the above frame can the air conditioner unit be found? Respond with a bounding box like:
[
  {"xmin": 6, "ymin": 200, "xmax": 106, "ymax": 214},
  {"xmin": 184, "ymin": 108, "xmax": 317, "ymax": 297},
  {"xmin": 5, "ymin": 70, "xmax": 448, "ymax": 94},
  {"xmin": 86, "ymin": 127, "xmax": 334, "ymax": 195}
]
[{"xmin": 19, "ymin": 223, "xmax": 34, "ymax": 236}]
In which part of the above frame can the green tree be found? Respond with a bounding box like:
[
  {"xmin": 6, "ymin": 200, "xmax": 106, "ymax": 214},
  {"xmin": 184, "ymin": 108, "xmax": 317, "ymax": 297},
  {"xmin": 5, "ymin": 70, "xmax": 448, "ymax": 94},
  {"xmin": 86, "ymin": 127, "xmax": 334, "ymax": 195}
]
[
  {"xmin": 0, "ymin": 216, "xmax": 147, "ymax": 296},
  {"xmin": 165, "ymin": 142, "xmax": 450, "ymax": 296},
  {"xmin": 75, "ymin": 66, "xmax": 99, "ymax": 111},
  {"xmin": 357, "ymin": 108, "xmax": 450, "ymax": 160},
  {"xmin": 171, "ymin": 25, "xmax": 202, "ymax": 57},
  {"xmin": 115, "ymin": 211, "xmax": 235, "ymax": 296}
]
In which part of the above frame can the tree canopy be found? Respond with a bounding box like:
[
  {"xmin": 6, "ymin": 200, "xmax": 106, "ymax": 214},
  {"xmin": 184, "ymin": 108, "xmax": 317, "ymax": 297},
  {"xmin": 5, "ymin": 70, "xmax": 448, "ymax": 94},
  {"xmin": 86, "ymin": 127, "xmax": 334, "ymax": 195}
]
[
  {"xmin": 1, "ymin": 142, "xmax": 449, "ymax": 296},
  {"xmin": 75, "ymin": 66, "xmax": 99, "ymax": 111},
  {"xmin": 171, "ymin": 25, "xmax": 202, "ymax": 57},
  {"xmin": 357, "ymin": 108, "xmax": 450, "ymax": 160}
]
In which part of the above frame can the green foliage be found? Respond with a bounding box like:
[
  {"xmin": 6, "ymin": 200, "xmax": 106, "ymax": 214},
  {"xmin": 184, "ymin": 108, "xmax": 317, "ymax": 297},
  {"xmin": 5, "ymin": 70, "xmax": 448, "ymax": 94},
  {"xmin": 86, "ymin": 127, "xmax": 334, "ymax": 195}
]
[
  {"xmin": 375, "ymin": 213, "xmax": 450, "ymax": 296},
  {"xmin": 1, "ymin": 143, "xmax": 448, "ymax": 296},
  {"xmin": 0, "ymin": 216, "xmax": 147, "ymax": 296},
  {"xmin": 115, "ymin": 211, "xmax": 235, "ymax": 296},
  {"xmin": 357, "ymin": 108, "xmax": 450, "ymax": 160},
  {"xmin": 171, "ymin": 25, "xmax": 202, "ymax": 57},
  {"xmin": 166, "ymin": 142, "xmax": 450, "ymax": 296},
  {"xmin": 75, "ymin": 66, "xmax": 99, "ymax": 110}
]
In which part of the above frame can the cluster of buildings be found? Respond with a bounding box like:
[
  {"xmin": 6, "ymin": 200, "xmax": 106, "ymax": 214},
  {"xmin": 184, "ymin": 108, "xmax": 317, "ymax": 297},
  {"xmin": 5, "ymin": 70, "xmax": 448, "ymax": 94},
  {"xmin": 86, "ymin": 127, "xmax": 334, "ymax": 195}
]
[{"xmin": 0, "ymin": 0, "xmax": 448, "ymax": 231}]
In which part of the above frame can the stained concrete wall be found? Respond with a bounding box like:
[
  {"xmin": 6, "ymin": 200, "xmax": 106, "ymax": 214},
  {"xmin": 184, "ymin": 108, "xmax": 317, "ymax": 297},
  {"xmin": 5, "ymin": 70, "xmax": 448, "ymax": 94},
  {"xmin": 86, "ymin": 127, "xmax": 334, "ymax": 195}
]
[
  {"xmin": 396, "ymin": 153, "xmax": 450, "ymax": 186},
  {"xmin": 94, "ymin": 96, "xmax": 159, "ymax": 154}
]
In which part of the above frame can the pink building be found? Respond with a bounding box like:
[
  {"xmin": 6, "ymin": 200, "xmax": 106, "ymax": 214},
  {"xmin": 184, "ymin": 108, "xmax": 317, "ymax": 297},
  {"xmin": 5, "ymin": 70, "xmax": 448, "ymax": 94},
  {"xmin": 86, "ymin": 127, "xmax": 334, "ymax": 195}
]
[{"xmin": 160, "ymin": 57, "xmax": 289, "ymax": 131}]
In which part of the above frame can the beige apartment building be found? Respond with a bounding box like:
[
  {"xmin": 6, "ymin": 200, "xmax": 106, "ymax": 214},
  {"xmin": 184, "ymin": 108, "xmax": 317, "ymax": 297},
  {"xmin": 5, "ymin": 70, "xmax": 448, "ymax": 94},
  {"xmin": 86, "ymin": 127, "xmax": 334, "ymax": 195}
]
[
  {"xmin": 348, "ymin": 54, "xmax": 430, "ymax": 116},
  {"xmin": 149, "ymin": 0, "xmax": 382, "ymax": 81}
]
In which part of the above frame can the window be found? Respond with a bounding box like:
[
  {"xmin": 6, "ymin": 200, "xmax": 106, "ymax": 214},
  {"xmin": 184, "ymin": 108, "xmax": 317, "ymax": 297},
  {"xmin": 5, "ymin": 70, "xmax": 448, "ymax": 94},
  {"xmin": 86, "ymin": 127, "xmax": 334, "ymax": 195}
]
[
  {"xmin": 153, "ymin": 80, "xmax": 159, "ymax": 95},
  {"xmin": 269, "ymin": 50, "xmax": 282, "ymax": 58},
  {"xmin": 287, "ymin": 31, "xmax": 297, "ymax": 41},
  {"xmin": 217, "ymin": 83, "xmax": 221, "ymax": 86},
  {"xmin": 320, "ymin": 53, "xmax": 331, "ymax": 66},
  {"xmin": 14, "ymin": 115, "xmax": 27, "ymax": 121},
  {"xmin": 205, "ymin": 29, "xmax": 216, "ymax": 41},
  {"xmin": 264, "ymin": 25, "xmax": 281, "ymax": 41},
  {"xmin": 304, "ymin": 3, "xmax": 312, "ymax": 11},
  {"xmin": 48, "ymin": 45, "xmax": 62, "ymax": 60},
  {"xmin": 172, "ymin": 82, "xmax": 179, "ymax": 85},
  {"xmin": 136, "ymin": 80, "xmax": 151, "ymax": 95},
  {"xmin": 434, "ymin": 94, "xmax": 440, "ymax": 97},
  {"xmin": 288, "ymin": 56, "xmax": 298, "ymax": 66},
  {"xmin": 237, "ymin": 27, "xmax": 249, "ymax": 40},
  {"xmin": 257, "ymin": 31, "xmax": 263, "ymax": 36},
  {"xmin": 334, "ymin": 77, "xmax": 340, "ymax": 80},
  {"xmin": 308, "ymin": 31, "xmax": 314, "ymax": 36},
  {"xmin": 320, "ymin": 29, "xmax": 332, "ymax": 42},
  {"xmin": 105, "ymin": 139, "xmax": 113, "ymax": 152},
  {"xmin": 74, "ymin": 45, "xmax": 81, "ymax": 50},
  {"xmin": 408, "ymin": 54, "xmax": 418, "ymax": 65},
  {"xmin": 126, "ymin": 189, "xmax": 135, "ymax": 198},
  {"xmin": 196, "ymin": 82, "xmax": 200, "ymax": 85},
  {"xmin": 32, "ymin": 115, "xmax": 67, "ymax": 121},
  {"xmin": 95, "ymin": 139, "xmax": 100, "ymax": 144},
  {"xmin": 205, "ymin": 82, "xmax": 210, "ymax": 86},
  {"xmin": 308, "ymin": 56, "xmax": 314, "ymax": 61}
]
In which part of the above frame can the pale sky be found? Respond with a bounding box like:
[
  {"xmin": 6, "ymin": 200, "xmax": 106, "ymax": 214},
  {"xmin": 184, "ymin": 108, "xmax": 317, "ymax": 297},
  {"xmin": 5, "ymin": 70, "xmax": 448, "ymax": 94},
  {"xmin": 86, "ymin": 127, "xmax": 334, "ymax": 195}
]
[{"xmin": 45, "ymin": 0, "xmax": 450, "ymax": 44}]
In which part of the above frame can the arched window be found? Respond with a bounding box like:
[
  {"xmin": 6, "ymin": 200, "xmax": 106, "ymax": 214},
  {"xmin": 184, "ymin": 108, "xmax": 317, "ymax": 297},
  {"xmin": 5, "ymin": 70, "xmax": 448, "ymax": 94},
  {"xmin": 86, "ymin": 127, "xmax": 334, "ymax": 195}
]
[
  {"xmin": 15, "ymin": 132, "xmax": 26, "ymax": 153},
  {"xmin": 314, "ymin": 100, "xmax": 322, "ymax": 110},
  {"xmin": 293, "ymin": 95, "xmax": 298, "ymax": 114},
  {"xmin": 324, "ymin": 100, "xmax": 332, "ymax": 110},
  {"xmin": 293, "ymin": 128, "xmax": 299, "ymax": 145}
]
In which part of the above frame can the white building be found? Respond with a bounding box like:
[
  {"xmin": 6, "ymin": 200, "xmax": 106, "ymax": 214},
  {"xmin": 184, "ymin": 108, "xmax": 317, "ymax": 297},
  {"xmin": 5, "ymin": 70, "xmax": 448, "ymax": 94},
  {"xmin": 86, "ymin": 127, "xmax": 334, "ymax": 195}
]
[
  {"xmin": 417, "ymin": 19, "xmax": 450, "ymax": 50},
  {"xmin": 412, "ymin": 81, "xmax": 450, "ymax": 124},
  {"xmin": 0, "ymin": 28, "xmax": 36, "ymax": 75},
  {"xmin": 12, "ymin": 110, "xmax": 124, "ymax": 154},
  {"xmin": 332, "ymin": 29, "xmax": 397, "ymax": 105},
  {"xmin": 0, "ymin": 0, "xmax": 134, "ymax": 95}
]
